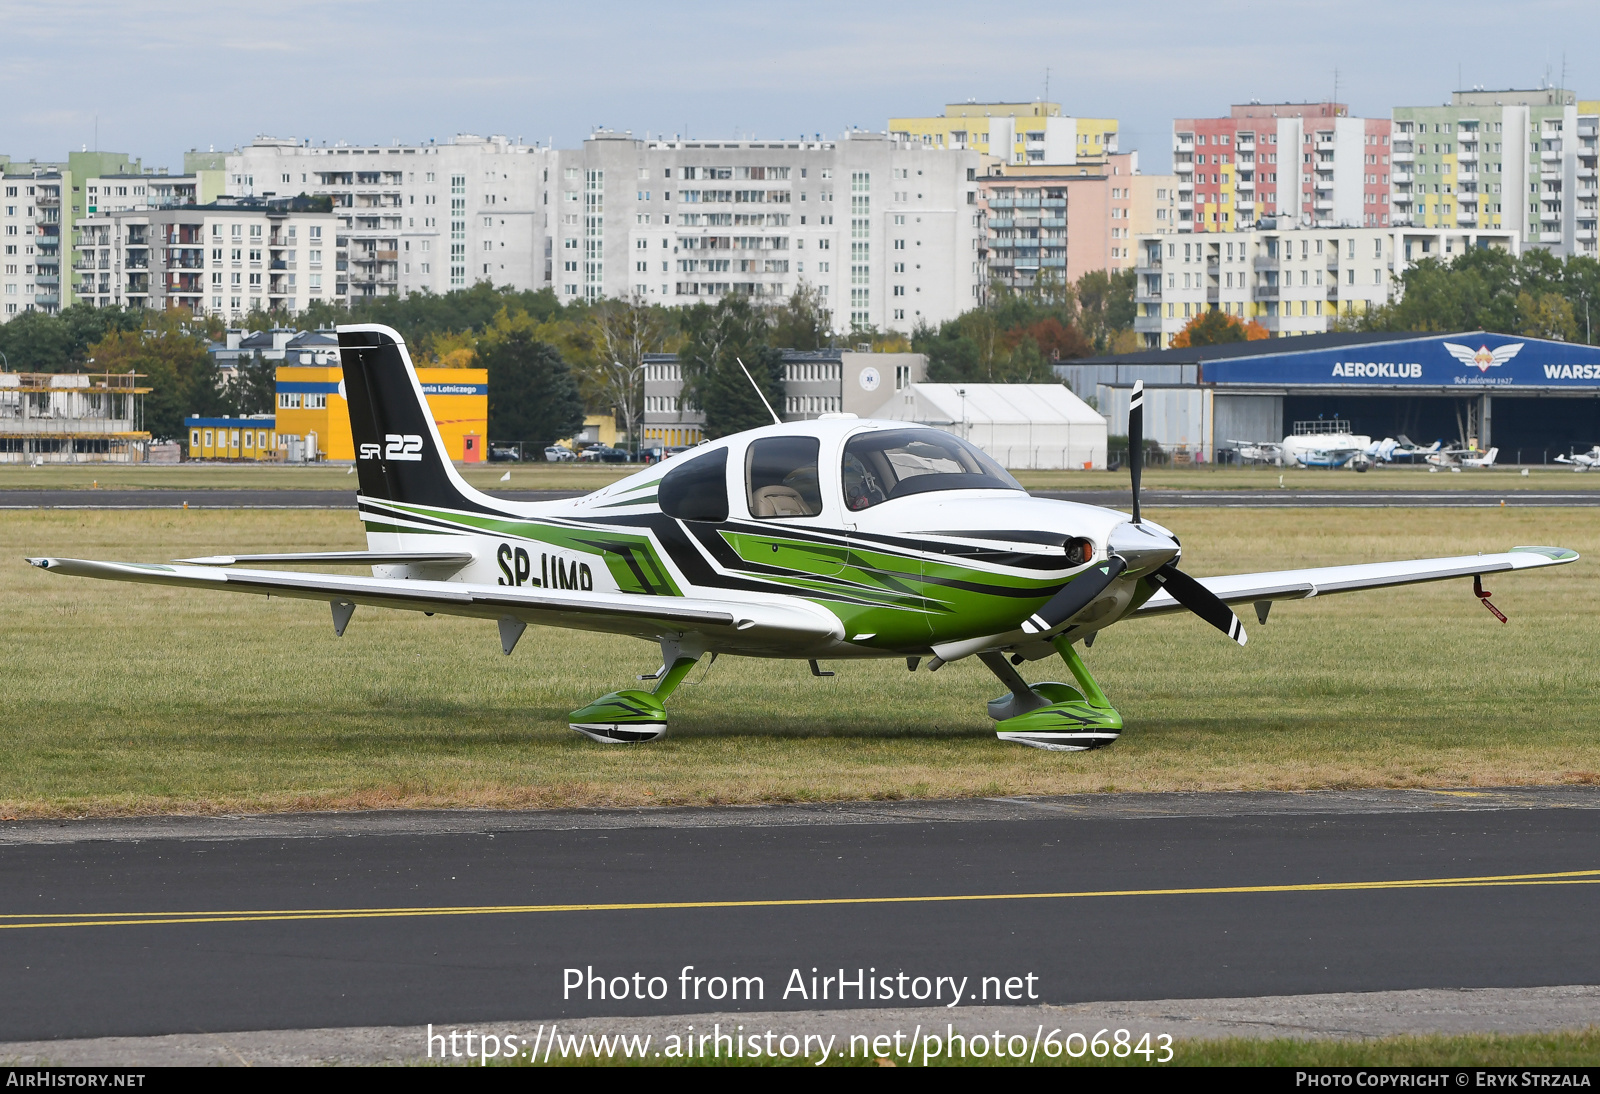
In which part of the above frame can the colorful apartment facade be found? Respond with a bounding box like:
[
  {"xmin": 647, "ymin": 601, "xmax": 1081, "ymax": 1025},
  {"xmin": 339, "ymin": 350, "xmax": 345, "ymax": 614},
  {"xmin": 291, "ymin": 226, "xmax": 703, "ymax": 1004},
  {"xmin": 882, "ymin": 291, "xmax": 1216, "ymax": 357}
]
[
  {"xmin": 274, "ymin": 365, "xmax": 487, "ymax": 461},
  {"xmin": 890, "ymin": 102, "xmax": 1118, "ymax": 166},
  {"xmin": 1173, "ymin": 103, "xmax": 1391, "ymax": 233},
  {"xmin": 979, "ymin": 153, "xmax": 1179, "ymax": 290},
  {"xmin": 1392, "ymin": 89, "xmax": 1599, "ymax": 258}
]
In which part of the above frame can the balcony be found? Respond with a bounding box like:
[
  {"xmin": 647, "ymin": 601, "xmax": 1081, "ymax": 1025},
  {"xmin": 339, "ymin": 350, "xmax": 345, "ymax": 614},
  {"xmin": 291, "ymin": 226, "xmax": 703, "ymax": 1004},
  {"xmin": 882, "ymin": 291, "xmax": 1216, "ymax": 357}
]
[
  {"xmin": 1040, "ymin": 198, "xmax": 1065, "ymax": 209},
  {"xmin": 1236, "ymin": 199, "xmax": 1255, "ymax": 211},
  {"xmin": 1457, "ymin": 149, "xmax": 1478, "ymax": 163},
  {"xmin": 1393, "ymin": 171, "xmax": 1412, "ymax": 184},
  {"xmin": 1542, "ymin": 149, "xmax": 1563, "ymax": 162},
  {"xmin": 1175, "ymin": 162, "xmax": 1194, "ymax": 174},
  {"xmin": 1178, "ymin": 201, "xmax": 1193, "ymax": 212},
  {"xmin": 987, "ymin": 198, "xmax": 1014, "ymax": 210},
  {"xmin": 1540, "ymin": 207, "xmax": 1562, "ymax": 223},
  {"xmin": 1457, "ymin": 211, "xmax": 1478, "ymax": 225},
  {"xmin": 1205, "ymin": 286, "xmax": 1219, "ymax": 303},
  {"xmin": 1256, "ymin": 284, "xmax": 1279, "ymax": 298},
  {"xmin": 1392, "ymin": 191, "xmax": 1413, "ymax": 204},
  {"xmin": 1316, "ymin": 140, "xmax": 1336, "ymax": 152},
  {"xmin": 1236, "ymin": 178, "xmax": 1254, "ymax": 191},
  {"xmin": 1392, "ymin": 151, "xmax": 1414, "ymax": 164},
  {"xmin": 1457, "ymin": 169, "xmax": 1477, "ymax": 183},
  {"xmin": 1580, "ymin": 165, "xmax": 1598, "ymax": 180},
  {"xmin": 1175, "ymin": 140, "xmax": 1195, "ymax": 153},
  {"xmin": 1040, "ymin": 217, "xmax": 1065, "ymax": 228},
  {"xmin": 33, "ymin": 293, "xmax": 60, "ymax": 306},
  {"xmin": 1577, "ymin": 229, "xmax": 1597, "ymax": 242},
  {"xmin": 1582, "ymin": 125, "xmax": 1599, "ymax": 138},
  {"xmin": 1314, "ymin": 199, "xmax": 1334, "ymax": 211},
  {"xmin": 1543, "ymin": 167, "xmax": 1564, "ymax": 181}
]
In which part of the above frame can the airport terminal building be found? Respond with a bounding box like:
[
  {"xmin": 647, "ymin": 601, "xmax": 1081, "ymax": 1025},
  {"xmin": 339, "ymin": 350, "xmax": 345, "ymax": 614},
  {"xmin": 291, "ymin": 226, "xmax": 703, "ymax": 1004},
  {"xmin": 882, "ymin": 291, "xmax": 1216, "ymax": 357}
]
[{"xmin": 1061, "ymin": 331, "xmax": 1600, "ymax": 463}]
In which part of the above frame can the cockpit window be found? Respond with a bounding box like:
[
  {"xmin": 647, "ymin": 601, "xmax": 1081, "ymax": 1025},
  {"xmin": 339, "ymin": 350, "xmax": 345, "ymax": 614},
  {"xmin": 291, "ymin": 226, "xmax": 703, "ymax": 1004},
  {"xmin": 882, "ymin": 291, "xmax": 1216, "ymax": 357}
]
[
  {"xmin": 841, "ymin": 428, "xmax": 1023, "ymax": 511},
  {"xmin": 746, "ymin": 436, "xmax": 822, "ymax": 518}
]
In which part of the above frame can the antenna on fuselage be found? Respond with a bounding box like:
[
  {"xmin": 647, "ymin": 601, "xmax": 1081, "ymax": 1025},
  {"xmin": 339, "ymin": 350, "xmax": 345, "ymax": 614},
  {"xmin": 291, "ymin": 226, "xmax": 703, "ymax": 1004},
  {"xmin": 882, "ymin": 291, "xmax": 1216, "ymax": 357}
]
[{"xmin": 736, "ymin": 356, "xmax": 782, "ymax": 426}]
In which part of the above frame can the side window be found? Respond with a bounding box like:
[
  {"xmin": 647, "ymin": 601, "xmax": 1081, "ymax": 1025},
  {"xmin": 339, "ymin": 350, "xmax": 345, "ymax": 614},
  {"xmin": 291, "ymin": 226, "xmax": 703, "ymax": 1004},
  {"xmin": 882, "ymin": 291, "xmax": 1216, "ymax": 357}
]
[
  {"xmin": 746, "ymin": 436, "xmax": 821, "ymax": 518},
  {"xmin": 658, "ymin": 447, "xmax": 729, "ymax": 522}
]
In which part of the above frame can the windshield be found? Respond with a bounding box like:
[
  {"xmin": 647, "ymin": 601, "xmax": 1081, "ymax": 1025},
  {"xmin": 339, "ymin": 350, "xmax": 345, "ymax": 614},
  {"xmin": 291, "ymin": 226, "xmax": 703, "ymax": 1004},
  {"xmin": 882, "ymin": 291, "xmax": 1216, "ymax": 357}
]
[{"xmin": 841, "ymin": 428, "xmax": 1023, "ymax": 511}]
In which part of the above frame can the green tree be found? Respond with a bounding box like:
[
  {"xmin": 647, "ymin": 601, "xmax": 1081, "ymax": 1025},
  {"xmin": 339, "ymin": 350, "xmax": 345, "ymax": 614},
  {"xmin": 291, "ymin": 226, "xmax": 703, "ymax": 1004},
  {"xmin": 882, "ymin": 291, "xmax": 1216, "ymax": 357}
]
[
  {"xmin": 1517, "ymin": 291, "xmax": 1578, "ymax": 342},
  {"xmin": 225, "ymin": 350, "xmax": 278, "ymax": 416},
  {"xmin": 87, "ymin": 325, "xmax": 224, "ymax": 441},
  {"xmin": 478, "ymin": 324, "xmax": 585, "ymax": 455},
  {"xmin": 587, "ymin": 295, "xmax": 671, "ymax": 452},
  {"xmin": 679, "ymin": 296, "xmax": 783, "ymax": 438},
  {"xmin": 770, "ymin": 282, "xmax": 832, "ymax": 350}
]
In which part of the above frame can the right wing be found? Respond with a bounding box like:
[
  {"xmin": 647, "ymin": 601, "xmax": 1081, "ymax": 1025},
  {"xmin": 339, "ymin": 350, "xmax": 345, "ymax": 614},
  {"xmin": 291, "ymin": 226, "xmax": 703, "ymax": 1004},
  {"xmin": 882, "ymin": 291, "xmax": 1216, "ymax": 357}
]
[
  {"xmin": 1135, "ymin": 546, "xmax": 1578, "ymax": 616},
  {"xmin": 26, "ymin": 556, "xmax": 840, "ymax": 650}
]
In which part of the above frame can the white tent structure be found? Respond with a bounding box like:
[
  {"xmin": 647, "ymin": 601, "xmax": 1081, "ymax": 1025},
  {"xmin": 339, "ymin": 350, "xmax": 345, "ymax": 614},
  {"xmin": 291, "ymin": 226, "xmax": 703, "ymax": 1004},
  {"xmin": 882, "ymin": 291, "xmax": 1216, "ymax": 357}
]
[{"xmin": 869, "ymin": 383, "xmax": 1107, "ymax": 470}]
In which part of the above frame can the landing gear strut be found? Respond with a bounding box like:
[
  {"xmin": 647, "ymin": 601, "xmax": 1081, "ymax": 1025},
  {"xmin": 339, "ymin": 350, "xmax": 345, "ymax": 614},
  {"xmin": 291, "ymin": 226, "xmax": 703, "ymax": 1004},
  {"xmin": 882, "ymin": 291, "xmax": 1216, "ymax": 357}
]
[{"xmin": 984, "ymin": 634, "xmax": 1123, "ymax": 751}]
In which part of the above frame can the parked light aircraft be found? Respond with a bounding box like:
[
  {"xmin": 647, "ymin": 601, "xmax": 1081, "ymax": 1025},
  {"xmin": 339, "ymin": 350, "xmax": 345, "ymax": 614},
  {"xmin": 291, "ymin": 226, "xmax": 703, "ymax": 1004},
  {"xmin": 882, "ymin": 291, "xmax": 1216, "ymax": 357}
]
[
  {"xmin": 1226, "ymin": 440, "xmax": 1284, "ymax": 466},
  {"xmin": 1554, "ymin": 446, "xmax": 1600, "ymax": 471},
  {"xmin": 1366, "ymin": 436, "xmax": 1442, "ymax": 464},
  {"xmin": 25, "ymin": 326, "xmax": 1581, "ymax": 751},
  {"xmin": 1428, "ymin": 446, "xmax": 1500, "ymax": 470}
]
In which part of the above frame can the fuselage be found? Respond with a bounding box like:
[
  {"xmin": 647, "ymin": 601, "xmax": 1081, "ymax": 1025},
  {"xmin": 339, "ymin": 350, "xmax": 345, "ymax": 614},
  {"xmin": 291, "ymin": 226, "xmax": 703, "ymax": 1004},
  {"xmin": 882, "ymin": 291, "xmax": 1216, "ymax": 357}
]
[{"xmin": 358, "ymin": 418, "xmax": 1175, "ymax": 660}]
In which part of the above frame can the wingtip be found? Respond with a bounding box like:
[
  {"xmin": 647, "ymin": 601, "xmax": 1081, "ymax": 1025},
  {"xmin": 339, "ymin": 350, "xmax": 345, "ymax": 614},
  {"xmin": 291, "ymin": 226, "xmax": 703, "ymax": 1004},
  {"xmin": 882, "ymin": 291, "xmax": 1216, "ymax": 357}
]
[{"xmin": 24, "ymin": 557, "xmax": 52, "ymax": 569}]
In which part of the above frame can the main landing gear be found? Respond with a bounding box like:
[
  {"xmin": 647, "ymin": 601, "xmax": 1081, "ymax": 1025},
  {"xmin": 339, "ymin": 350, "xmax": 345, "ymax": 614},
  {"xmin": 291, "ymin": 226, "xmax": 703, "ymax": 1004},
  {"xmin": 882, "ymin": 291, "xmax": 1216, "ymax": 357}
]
[
  {"xmin": 981, "ymin": 634, "xmax": 1122, "ymax": 752},
  {"xmin": 568, "ymin": 640, "xmax": 701, "ymax": 744}
]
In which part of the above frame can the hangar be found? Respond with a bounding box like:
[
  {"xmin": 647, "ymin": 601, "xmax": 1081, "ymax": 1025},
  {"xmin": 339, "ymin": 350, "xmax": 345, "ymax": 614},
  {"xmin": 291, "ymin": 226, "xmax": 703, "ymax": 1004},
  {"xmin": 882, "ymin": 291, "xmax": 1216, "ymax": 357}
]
[{"xmin": 1061, "ymin": 332, "xmax": 1600, "ymax": 463}]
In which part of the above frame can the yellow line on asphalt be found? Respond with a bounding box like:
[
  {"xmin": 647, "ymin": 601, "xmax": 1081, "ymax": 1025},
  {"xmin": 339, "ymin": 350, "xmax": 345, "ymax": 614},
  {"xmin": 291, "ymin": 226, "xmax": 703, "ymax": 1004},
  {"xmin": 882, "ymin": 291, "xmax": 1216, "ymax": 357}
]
[{"xmin": 1, "ymin": 869, "xmax": 1596, "ymax": 931}]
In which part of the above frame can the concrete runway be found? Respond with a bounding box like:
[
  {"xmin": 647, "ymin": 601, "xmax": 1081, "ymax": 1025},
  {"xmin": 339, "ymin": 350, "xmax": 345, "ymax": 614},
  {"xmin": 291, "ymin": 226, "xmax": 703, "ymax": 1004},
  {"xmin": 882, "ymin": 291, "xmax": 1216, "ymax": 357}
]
[
  {"xmin": 4, "ymin": 487, "xmax": 1600, "ymax": 509},
  {"xmin": 1, "ymin": 787, "xmax": 1596, "ymax": 1043}
]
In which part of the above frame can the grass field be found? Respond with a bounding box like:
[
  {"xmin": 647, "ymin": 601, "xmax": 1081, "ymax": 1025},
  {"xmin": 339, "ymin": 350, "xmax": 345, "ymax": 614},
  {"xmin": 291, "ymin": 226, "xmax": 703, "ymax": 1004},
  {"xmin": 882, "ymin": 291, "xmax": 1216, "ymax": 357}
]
[
  {"xmin": 3, "ymin": 503, "xmax": 1595, "ymax": 818},
  {"xmin": 3, "ymin": 462, "xmax": 1598, "ymax": 493}
]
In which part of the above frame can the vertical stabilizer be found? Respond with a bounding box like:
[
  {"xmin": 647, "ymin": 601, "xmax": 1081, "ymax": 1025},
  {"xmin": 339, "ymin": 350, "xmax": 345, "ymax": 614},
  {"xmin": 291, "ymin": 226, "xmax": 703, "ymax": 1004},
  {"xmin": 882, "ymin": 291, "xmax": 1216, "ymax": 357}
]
[{"xmin": 337, "ymin": 324, "xmax": 496, "ymax": 512}]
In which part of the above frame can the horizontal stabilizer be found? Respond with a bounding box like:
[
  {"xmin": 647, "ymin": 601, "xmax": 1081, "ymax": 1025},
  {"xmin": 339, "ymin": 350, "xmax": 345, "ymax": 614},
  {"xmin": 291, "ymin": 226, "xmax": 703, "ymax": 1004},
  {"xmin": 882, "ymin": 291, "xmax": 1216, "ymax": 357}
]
[{"xmin": 174, "ymin": 551, "xmax": 475, "ymax": 567}]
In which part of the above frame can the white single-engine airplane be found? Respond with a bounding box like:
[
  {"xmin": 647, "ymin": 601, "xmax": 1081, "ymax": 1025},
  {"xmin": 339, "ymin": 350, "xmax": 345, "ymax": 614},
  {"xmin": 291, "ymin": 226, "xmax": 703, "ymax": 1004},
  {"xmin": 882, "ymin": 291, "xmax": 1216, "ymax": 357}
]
[
  {"xmin": 1555, "ymin": 446, "xmax": 1600, "ymax": 471},
  {"xmin": 26, "ymin": 326, "xmax": 1581, "ymax": 751}
]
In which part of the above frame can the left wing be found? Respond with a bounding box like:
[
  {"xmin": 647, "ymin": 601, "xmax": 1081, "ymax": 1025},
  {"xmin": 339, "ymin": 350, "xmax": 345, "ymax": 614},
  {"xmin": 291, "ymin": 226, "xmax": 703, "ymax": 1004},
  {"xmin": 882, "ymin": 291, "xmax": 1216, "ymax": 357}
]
[
  {"xmin": 1135, "ymin": 546, "xmax": 1578, "ymax": 615},
  {"xmin": 25, "ymin": 557, "xmax": 841, "ymax": 650}
]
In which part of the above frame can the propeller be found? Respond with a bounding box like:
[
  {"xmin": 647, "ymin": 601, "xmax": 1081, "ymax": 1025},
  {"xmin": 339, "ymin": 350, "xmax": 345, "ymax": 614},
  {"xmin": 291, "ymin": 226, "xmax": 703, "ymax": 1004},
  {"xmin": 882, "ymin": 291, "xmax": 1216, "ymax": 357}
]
[
  {"xmin": 1021, "ymin": 555, "xmax": 1128, "ymax": 635},
  {"xmin": 1129, "ymin": 379, "xmax": 1144, "ymax": 524},
  {"xmin": 1148, "ymin": 563, "xmax": 1248, "ymax": 645},
  {"xmin": 1019, "ymin": 378, "xmax": 1249, "ymax": 644}
]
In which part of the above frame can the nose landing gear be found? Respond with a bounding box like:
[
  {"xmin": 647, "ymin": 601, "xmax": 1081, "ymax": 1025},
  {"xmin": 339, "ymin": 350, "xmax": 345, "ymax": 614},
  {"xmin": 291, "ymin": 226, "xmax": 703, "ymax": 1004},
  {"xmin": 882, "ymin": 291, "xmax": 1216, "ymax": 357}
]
[{"xmin": 985, "ymin": 635, "xmax": 1123, "ymax": 751}]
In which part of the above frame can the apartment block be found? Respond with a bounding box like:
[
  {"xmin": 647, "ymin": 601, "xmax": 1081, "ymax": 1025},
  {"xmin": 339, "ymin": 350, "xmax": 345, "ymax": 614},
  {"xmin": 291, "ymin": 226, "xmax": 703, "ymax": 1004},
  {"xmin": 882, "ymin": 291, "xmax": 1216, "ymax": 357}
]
[
  {"xmin": 224, "ymin": 134, "xmax": 553, "ymax": 300},
  {"xmin": 979, "ymin": 152, "xmax": 1179, "ymax": 290},
  {"xmin": 73, "ymin": 198, "xmax": 346, "ymax": 316},
  {"xmin": 557, "ymin": 131, "xmax": 984, "ymax": 333},
  {"xmin": 1174, "ymin": 103, "xmax": 1391, "ymax": 233},
  {"xmin": 1393, "ymin": 89, "xmax": 1599, "ymax": 258},
  {"xmin": 889, "ymin": 101, "xmax": 1118, "ymax": 166},
  {"xmin": 1, "ymin": 169, "xmax": 67, "ymax": 319},
  {"xmin": 1132, "ymin": 225, "xmax": 1517, "ymax": 346}
]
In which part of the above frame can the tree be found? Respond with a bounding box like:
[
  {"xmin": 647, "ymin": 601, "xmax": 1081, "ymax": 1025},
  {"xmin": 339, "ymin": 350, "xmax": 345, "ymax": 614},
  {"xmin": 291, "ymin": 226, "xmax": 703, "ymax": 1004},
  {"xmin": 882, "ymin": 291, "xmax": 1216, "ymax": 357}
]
[
  {"xmin": 1518, "ymin": 291, "xmax": 1578, "ymax": 342},
  {"xmin": 224, "ymin": 350, "xmax": 277, "ymax": 416},
  {"xmin": 678, "ymin": 296, "xmax": 783, "ymax": 438},
  {"xmin": 478, "ymin": 325, "xmax": 585, "ymax": 456},
  {"xmin": 1169, "ymin": 310, "xmax": 1265, "ymax": 348},
  {"xmin": 589, "ymin": 295, "xmax": 670, "ymax": 453},
  {"xmin": 1074, "ymin": 268, "xmax": 1136, "ymax": 352},
  {"xmin": 770, "ymin": 282, "xmax": 832, "ymax": 350},
  {"xmin": 86, "ymin": 325, "xmax": 224, "ymax": 441}
]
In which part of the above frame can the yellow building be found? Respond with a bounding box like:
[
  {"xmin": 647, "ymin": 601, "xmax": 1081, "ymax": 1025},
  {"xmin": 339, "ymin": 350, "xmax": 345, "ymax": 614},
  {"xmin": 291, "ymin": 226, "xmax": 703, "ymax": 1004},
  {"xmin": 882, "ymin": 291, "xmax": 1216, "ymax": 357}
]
[
  {"xmin": 273, "ymin": 366, "xmax": 488, "ymax": 461},
  {"xmin": 889, "ymin": 102, "xmax": 1118, "ymax": 167},
  {"xmin": 186, "ymin": 416, "xmax": 278, "ymax": 460}
]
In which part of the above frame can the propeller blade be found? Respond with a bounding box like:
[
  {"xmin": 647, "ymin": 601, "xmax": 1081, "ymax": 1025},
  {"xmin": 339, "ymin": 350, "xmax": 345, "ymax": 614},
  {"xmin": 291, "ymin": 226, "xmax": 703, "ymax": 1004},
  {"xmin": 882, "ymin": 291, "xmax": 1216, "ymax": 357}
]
[
  {"xmin": 1021, "ymin": 556, "xmax": 1128, "ymax": 635},
  {"xmin": 1129, "ymin": 380, "xmax": 1144, "ymax": 524},
  {"xmin": 1149, "ymin": 563, "xmax": 1248, "ymax": 646}
]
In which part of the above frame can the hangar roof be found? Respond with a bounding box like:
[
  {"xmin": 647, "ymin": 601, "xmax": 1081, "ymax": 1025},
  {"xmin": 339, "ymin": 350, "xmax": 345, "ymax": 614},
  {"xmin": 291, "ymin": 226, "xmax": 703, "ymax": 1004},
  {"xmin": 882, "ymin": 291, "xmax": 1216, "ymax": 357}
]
[{"xmin": 1074, "ymin": 331, "xmax": 1448, "ymax": 366}]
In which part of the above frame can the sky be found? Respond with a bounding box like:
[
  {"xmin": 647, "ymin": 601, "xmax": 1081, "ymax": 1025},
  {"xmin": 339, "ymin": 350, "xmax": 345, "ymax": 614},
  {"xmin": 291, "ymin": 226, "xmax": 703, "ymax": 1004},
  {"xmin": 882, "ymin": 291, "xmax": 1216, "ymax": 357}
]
[{"xmin": 3, "ymin": 0, "xmax": 1598, "ymax": 176}]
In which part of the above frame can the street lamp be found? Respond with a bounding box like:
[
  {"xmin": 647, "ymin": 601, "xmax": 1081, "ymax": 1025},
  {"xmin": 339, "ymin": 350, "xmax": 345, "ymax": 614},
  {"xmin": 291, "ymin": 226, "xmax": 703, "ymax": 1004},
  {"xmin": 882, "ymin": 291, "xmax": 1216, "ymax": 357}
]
[{"xmin": 957, "ymin": 387, "xmax": 967, "ymax": 441}]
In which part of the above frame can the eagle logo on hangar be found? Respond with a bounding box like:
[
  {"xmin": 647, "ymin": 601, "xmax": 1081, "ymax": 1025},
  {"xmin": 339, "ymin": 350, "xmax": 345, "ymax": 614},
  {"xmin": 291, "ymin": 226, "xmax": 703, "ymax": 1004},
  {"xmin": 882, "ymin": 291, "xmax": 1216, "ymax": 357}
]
[{"xmin": 1444, "ymin": 341, "xmax": 1523, "ymax": 373}]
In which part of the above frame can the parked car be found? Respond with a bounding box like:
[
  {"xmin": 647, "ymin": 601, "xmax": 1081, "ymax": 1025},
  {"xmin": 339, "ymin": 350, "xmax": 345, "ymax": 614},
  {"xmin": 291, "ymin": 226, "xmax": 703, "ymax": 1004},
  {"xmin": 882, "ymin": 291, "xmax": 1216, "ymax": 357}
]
[
  {"xmin": 488, "ymin": 444, "xmax": 522, "ymax": 462},
  {"xmin": 578, "ymin": 444, "xmax": 630, "ymax": 463},
  {"xmin": 543, "ymin": 446, "xmax": 577, "ymax": 462}
]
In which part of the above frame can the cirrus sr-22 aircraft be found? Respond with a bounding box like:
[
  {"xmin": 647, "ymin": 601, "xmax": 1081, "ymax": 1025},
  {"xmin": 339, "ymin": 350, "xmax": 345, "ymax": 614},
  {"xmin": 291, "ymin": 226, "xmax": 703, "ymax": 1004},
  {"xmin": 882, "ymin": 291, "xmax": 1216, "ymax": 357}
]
[{"xmin": 27, "ymin": 325, "xmax": 1581, "ymax": 750}]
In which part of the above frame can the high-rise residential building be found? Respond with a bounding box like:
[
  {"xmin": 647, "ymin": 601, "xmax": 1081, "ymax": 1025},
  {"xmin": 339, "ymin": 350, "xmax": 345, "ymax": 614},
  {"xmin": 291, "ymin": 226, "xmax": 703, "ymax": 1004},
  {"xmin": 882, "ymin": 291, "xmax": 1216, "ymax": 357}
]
[
  {"xmin": 73, "ymin": 198, "xmax": 346, "ymax": 316},
  {"xmin": 1, "ymin": 168, "xmax": 67, "ymax": 319},
  {"xmin": 1131, "ymin": 224, "xmax": 1517, "ymax": 346},
  {"xmin": 224, "ymin": 131, "xmax": 983, "ymax": 333},
  {"xmin": 1173, "ymin": 103, "xmax": 1391, "ymax": 233},
  {"xmin": 224, "ymin": 134, "xmax": 554, "ymax": 301},
  {"xmin": 890, "ymin": 102, "xmax": 1117, "ymax": 166},
  {"xmin": 1392, "ymin": 89, "xmax": 1599, "ymax": 258},
  {"xmin": 557, "ymin": 131, "xmax": 983, "ymax": 332},
  {"xmin": 978, "ymin": 152, "xmax": 1179, "ymax": 291}
]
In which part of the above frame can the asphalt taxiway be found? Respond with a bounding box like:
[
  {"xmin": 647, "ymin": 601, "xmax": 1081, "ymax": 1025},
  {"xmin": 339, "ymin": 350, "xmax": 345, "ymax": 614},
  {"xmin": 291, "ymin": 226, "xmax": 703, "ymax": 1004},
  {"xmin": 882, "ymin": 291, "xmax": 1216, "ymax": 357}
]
[
  {"xmin": 4, "ymin": 487, "xmax": 1600, "ymax": 509},
  {"xmin": 1, "ymin": 787, "xmax": 1596, "ymax": 1043}
]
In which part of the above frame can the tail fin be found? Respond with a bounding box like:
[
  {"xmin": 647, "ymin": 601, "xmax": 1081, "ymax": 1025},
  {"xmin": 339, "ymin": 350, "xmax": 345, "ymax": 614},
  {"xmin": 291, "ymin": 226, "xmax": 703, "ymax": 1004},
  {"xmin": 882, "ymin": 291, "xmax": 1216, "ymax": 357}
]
[
  {"xmin": 337, "ymin": 324, "xmax": 496, "ymax": 512},
  {"xmin": 1482, "ymin": 447, "xmax": 1498, "ymax": 465}
]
